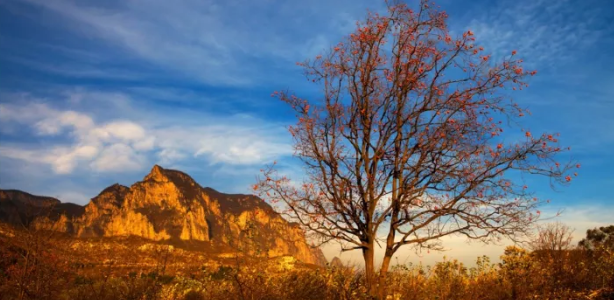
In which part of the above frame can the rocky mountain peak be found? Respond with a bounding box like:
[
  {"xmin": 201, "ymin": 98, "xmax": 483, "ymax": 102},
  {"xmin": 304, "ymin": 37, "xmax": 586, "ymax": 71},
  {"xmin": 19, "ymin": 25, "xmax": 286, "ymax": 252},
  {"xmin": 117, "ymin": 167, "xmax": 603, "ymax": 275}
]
[
  {"xmin": 142, "ymin": 165, "xmax": 201, "ymax": 192},
  {"xmin": 0, "ymin": 165, "xmax": 327, "ymax": 266},
  {"xmin": 144, "ymin": 164, "xmax": 169, "ymax": 182}
]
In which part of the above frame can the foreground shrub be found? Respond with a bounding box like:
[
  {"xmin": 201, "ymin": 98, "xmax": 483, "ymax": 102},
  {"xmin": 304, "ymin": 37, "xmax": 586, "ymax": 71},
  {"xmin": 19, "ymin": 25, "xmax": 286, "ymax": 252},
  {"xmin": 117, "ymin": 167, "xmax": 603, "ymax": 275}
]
[{"xmin": 2, "ymin": 241, "xmax": 614, "ymax": 300}]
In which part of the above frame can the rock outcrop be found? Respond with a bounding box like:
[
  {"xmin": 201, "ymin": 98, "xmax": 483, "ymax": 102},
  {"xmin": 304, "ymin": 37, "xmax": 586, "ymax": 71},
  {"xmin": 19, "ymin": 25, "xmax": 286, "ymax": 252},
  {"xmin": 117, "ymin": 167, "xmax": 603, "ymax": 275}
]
[{"xmin": 0, "ymin": 165, "xmax": 326, "ymax": 265}]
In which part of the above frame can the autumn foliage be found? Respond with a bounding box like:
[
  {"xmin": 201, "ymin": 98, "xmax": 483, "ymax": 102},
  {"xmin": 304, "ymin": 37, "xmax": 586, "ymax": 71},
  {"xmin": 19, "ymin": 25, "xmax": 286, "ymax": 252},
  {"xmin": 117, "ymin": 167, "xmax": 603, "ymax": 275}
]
[
  {"xmin": 0, "ymin": 1, "xmax": 597, "ymax": 300},
  {"xmin": 1, "ymin": 222, "xmax": 614, "ymax": 300},
  {"xmin": 255, "ymin": 0, "xmax": 576, "ymax": 297}
]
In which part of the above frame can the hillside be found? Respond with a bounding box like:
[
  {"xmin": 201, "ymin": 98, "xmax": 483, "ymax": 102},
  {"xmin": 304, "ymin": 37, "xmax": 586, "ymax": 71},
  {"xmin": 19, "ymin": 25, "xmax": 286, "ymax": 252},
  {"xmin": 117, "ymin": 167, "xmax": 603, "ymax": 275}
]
[{"xmin": 0, "ymin": 165, "xmax": 326, "ymax": 266}]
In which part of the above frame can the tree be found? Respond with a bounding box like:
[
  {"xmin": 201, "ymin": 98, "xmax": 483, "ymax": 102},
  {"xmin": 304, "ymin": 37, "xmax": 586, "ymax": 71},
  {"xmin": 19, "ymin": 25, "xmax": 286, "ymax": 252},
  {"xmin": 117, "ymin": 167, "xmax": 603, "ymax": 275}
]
[
  {"xmin": 530, "ymin": 222, "xmax": 574, "ymax": 252},
  {"xmin": 579, "ymin": 225, "xmax": 614, "ymax": 250},
  {"xmin": 529, "ymin": 222, "xmax": 575, "ymax": 293},
  {"xmin": 578, "ymin": 225, "xmax": 614, "ymax": 290},
  {"xmin": 255, "ymin": 1, "xmax": 576, "ymax": 297}
]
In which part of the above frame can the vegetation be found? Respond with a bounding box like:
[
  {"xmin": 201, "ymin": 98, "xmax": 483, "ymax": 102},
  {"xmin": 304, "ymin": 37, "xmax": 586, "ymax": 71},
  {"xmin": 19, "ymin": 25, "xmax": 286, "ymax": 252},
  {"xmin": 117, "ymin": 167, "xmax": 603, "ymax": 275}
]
[
  {"xmin": 579, "ymin": 225, "xmax": 614, "ymax": 250},
  {"xmin": 1, "ymin": 222, "xmax": 613, "ymax": 300},
  {"xmin": 0, "ymin": 1, "xmax": 602, "ymax": 300},
  {"xmin": 255, "ymin": 0, "xmax": 576, "ymax": 297}
]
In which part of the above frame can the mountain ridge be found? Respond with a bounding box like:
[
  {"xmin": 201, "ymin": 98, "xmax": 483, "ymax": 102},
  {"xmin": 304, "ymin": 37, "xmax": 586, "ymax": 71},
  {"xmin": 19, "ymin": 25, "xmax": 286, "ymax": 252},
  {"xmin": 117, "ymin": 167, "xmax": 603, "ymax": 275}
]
[{"xmin": 0, "ymin": 165, "xmax": 326, "ymax": 265}]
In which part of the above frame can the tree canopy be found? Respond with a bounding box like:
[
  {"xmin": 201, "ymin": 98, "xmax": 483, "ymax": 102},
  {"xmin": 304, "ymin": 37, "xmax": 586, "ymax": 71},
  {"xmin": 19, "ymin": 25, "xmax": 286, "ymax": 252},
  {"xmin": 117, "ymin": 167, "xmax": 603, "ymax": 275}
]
[
  {"xmin": 255, "ymin": 0, "xmax": 577, "ymax": 297},
  {"xmin": 579, "ymin": 225, "xmax": 614, "ymax": 250}
]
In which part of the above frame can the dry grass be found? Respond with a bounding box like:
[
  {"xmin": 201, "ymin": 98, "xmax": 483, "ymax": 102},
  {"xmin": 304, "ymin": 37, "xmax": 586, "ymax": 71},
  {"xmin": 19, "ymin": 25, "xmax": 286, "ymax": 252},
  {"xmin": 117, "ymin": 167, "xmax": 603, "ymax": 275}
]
[{"xmin": 1, "ymin": 238, "xmax": 613, "ymax": 300}]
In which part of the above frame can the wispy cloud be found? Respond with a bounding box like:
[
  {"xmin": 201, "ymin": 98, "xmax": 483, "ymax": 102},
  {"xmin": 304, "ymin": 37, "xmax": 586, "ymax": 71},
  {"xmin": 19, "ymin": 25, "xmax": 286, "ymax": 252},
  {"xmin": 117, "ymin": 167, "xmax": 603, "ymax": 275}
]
[
  {"xmin": 9, "ymin": 0, "xmax": 379, "ymax": 86},
  {"xmin": 465, "ymin": 0, "xmax": 612, "ymax": 67},
  {"xmin": 156, "ymin": 124, "xmax": 291, "ymax": 166},
  {"xmin": 0, "ymin": 99, "xmax": 152, "ymax": 173},
  {"xmin": 0, "ymin": 91, "xmax": 293, "ymax": 174}
]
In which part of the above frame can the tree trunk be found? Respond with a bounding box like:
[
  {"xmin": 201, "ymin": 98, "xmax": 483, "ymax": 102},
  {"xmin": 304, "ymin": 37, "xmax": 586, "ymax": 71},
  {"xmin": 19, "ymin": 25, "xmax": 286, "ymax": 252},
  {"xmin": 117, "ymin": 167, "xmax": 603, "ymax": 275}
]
[
  {"xmin": 377, "ymin": 251, "xmax": 393, "ymax": 299},
  {"xmin": 362, "ymin": 246, "xmax": 376, "ymax": 298}
]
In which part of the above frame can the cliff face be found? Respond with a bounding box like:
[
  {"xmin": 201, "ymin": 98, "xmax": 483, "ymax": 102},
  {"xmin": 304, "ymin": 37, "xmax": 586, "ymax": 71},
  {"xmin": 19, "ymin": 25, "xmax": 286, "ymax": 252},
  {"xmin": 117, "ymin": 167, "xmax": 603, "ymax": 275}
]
[{"xmin": 0, "ymin": 165, "xmax": 325, "ymax": 265}]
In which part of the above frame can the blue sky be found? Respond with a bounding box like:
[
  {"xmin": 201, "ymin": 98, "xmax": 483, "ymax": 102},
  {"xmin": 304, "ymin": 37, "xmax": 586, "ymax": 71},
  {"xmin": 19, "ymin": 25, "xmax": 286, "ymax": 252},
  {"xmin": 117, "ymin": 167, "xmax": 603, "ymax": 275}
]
[{"xmin": 1, "ymin": 0, "xmax": 613, "ymax": 262}]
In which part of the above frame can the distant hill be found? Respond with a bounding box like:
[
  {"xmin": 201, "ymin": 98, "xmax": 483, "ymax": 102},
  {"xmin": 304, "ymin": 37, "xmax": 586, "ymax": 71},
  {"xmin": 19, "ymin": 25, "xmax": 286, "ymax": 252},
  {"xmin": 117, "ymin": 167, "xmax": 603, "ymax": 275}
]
[{"xmin": 0, "ymin": 165, "xmax": 326, "ymax": 265}]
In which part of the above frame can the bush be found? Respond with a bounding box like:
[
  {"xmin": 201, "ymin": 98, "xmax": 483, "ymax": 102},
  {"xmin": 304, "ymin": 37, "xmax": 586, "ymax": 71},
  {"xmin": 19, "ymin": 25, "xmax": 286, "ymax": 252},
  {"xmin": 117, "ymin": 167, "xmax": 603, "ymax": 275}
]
[
  {"xmin": 183, "ymin": 290, "xmax": 205, "ymax": 300},
  {"xmin": 2, "ymin": 240, "xmax": 614, "ymax": 300}
]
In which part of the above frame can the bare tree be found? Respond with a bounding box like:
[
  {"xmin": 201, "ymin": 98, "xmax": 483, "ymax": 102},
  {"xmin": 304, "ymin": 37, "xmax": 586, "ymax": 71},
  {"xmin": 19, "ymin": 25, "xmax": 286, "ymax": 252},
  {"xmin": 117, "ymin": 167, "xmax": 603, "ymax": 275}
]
[
  {"xmin": 530, "ymin": 222, "xmax": 574, "ymax": 252},
  {"xmin": 255, "ymin": 1, "xmax": 576, "ymax": 297}
]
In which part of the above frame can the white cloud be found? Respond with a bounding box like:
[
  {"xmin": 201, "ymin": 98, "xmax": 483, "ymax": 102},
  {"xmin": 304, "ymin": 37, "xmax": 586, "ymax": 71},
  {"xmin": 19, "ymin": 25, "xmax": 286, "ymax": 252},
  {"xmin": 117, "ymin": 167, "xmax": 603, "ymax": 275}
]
[
  {"xmin": 0, "ymin": 92, "xmax": 293, "ymax": 174},
  {"xmin": 50, "ymin": 145, "xmax": 102, "ymax": 174},
  {"xmin": 48, "ymin": 148, "xmax": 82, "ymax": 174},
  {"xmin": 89, "ymin": 121, "xmax": 155, "ymax": 151},
  {"xmin": 40, "ymin": 110, "xmax": 94, "ymax": 134},
  {"xmin": 0, "ymin": 99, "xmax": 56, "ymax": 125},
  {"xmin": 0, "ymin": 100, "xmax": 151, "ymax": 173},
  {"xmin": 89, "ymin": 143, "xmax": 143, "ymax": 172},
  {"xmin": 157, "ymin": 148, "xmax": 187, "ymax": 166},
  {"xmin": 0, "ymin": 144, "xmax": 97, "ymax": 174},
  {"xmin": 94, "ymin": 121, "xmax": 146, "ymax": 142},
  {"xmin": 73, "ymin": 145, "xmax": 99, "ymax": 159},
  {"xmin": 155, "ymin": 124, "xmax": 292, "ymax": 165},
  {"xmin": 133, "ymin": 137, "xmax": 156, "ymax": 151},
  {"xmin": 0, "ymin": 147, "xmax": 39, "ymax": 164}
]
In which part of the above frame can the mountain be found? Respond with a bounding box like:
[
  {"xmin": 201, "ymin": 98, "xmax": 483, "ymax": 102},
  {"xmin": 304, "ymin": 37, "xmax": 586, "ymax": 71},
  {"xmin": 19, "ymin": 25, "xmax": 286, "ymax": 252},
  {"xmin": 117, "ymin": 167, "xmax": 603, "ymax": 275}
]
[
  {"xmin": 0, "ymin": 189, "xmax": 84, "ymax": 226},
  {"xmin": 0, "ymin": 165, "xmax": 326, "ymax": 265}
]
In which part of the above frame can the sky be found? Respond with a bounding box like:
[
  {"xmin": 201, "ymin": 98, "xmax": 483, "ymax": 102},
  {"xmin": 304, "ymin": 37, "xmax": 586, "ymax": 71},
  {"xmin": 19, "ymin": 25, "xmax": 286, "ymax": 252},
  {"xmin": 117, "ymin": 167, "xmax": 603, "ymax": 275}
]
[{"xmin": 1, "ymin": 0, "xmax": 613, "ymax": 266}]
